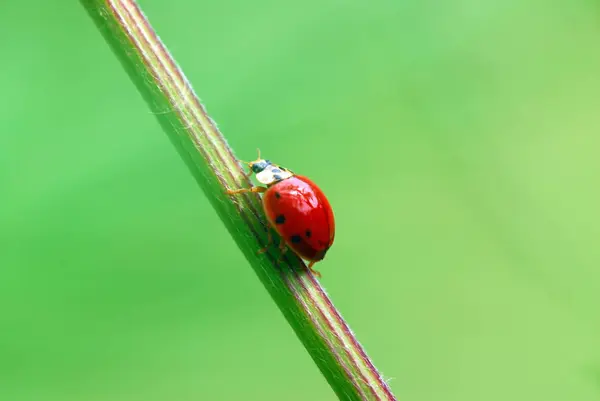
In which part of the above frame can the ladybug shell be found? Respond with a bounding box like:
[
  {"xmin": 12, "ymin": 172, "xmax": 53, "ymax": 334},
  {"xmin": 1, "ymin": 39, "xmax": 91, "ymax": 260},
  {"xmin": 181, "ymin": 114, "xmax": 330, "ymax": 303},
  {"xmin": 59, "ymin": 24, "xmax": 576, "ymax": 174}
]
[{"xmin": 262, "ymin": 175, "xmax": 335, "ymax": 262}]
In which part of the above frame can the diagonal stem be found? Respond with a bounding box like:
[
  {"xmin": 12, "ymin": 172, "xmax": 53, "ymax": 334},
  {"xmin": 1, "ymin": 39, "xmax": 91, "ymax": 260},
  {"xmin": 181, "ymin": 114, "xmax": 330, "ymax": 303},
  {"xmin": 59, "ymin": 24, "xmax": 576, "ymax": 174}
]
[{"xmin": 80, "ymin": 1, "xmax": 397, "ymax": 399}]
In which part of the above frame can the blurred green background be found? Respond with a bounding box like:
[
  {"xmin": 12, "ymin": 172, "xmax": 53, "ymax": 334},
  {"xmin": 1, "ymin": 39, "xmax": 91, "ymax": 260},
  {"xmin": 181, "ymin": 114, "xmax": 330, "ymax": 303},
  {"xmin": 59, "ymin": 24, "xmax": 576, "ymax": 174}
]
[{"xmin": 2, "ymin": 1, "xmax": 600, "ymax": 400}]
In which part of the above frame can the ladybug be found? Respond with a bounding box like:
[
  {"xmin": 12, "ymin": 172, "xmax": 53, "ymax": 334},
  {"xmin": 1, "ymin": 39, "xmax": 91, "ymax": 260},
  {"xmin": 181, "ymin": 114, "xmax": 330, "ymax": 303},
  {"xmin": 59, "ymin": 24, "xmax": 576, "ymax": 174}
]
[{"xmin": 227, "ymin": 151, "xmax": 335, "ymax": 277}]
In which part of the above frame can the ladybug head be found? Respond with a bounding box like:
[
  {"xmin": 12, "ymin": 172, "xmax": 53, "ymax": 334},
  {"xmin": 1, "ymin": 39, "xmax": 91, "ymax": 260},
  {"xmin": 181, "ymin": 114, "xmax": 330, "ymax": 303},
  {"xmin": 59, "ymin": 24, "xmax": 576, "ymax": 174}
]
[
  {"xmin": 249, "ymin": 159, "xmax": 271, "ymax": 174},
  {"xmin": 247, "ymin": 151, "xmax": 294, "ymax": 185},
  {"xmin": 247, "ymin": 149, "xmax": 271, "ymax": 174}
]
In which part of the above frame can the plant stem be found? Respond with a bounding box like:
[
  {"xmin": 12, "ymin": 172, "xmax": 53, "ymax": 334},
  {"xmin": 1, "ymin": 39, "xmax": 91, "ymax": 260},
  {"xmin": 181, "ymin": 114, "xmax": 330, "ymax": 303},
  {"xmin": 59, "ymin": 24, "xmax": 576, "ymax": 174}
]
[{"xmin": 80, "ymin": 1, "xmax": 397, "ymax": 399}]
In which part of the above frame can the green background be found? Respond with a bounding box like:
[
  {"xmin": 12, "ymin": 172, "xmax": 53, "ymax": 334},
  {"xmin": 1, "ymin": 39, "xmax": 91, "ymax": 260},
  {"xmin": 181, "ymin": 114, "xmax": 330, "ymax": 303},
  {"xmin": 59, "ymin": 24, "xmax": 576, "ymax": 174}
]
[{"xmin": 2, "ymin": 1, "xmax": 600, "ymax": 400}]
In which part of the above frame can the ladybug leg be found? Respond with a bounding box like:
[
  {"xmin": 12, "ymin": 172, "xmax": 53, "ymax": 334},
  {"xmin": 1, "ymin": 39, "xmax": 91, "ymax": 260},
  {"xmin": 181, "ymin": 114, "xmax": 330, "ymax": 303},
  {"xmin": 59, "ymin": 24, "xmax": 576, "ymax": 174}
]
[
  {"xmin": 226, "ymin": 186, "xmax": 267, "ymax": 195},
  {"xmin": 242, "ymin": 167, "xmax": 254, "ymax": 179},
  {"xmin": 257, "ymin": 229, "xmax": 273, "ymax": 254},
  {"xmin": 276, "ymin": 241, "xmax": 288, "ymax": 264},
  {"xmin": 307, "ymin": 261, "xmax": 322, "ymax": 278}
]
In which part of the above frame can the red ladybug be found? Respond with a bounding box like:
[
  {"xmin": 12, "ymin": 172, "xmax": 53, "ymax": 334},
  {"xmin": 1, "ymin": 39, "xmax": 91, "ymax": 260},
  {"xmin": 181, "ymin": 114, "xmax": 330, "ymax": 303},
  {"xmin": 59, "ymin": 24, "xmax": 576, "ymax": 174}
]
[{"xmin": 227, "ymin": 151, "xmax": 335, "ymax": 277}]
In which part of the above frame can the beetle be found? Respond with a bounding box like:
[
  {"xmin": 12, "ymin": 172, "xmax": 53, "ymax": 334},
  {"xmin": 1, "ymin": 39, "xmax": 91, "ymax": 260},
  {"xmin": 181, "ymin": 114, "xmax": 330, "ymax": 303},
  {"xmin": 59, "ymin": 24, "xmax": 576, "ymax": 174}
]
[{"xmin": 226, "ymin": 151, "xmax": 335, "ymax": 277}]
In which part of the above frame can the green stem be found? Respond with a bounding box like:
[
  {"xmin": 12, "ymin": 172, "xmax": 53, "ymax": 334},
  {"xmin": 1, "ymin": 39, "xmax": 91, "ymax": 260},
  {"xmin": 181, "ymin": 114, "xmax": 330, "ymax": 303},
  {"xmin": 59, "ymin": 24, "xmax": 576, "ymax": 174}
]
[{"xmin": 80, "ymin": 1, "xmax": 397, "ymax": 400}]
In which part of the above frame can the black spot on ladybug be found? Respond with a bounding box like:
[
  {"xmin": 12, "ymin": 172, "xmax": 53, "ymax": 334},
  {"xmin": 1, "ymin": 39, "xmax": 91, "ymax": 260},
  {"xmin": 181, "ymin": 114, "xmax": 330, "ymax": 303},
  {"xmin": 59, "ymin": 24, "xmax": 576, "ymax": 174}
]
[
  {"xmin": 275, "ymin": 215, "xmax": 286, "ymax": 224},
  {"xmin": 305, "ymin": 230, "xmax": 312, "ymax": 238},
  {"xmin": 291, "ymin": 235, "xmax": 302, "ymax": 244},
  {"xmin": 273, "ymin": 174, "xmax": 282, "ymax": 180},
  {"xmin": 272, "ymin": 168, "xmax": 282, "ymax": 173},
  {"xmin": 275, "ymin": 192, "xmax": 281, "ymax": 199}
]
